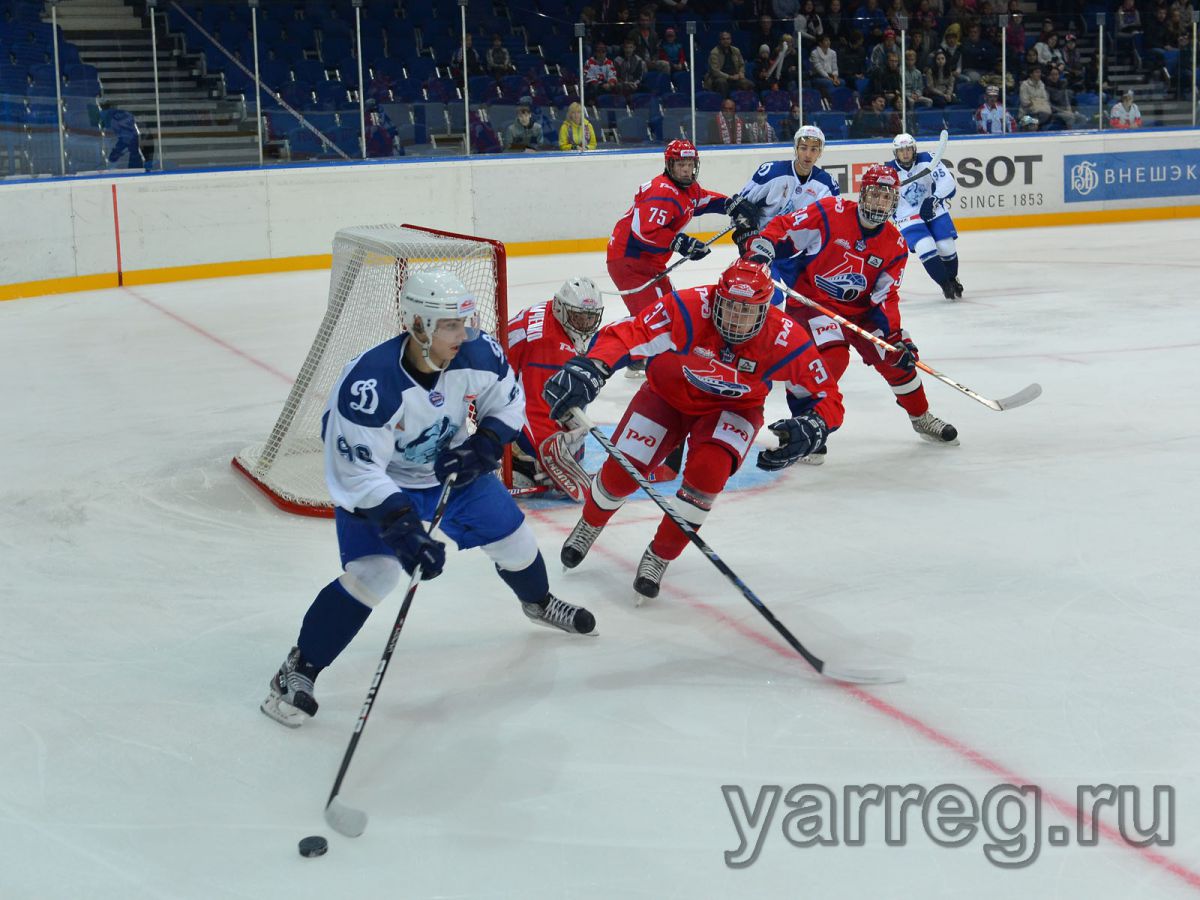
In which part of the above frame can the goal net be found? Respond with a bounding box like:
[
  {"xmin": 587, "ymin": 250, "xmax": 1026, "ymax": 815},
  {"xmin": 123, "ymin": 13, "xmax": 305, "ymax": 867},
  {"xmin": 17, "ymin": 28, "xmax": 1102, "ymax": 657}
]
[{"xmin": 233, "ymin": 223, "xmax": 509, "ymax": 517}]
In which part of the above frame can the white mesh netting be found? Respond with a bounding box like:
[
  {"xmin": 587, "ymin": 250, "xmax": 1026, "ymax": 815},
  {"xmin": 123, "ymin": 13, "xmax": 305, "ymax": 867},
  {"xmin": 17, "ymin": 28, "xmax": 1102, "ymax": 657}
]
[{"xmin": 233, "ymin": 224, "xmax": 507, "ymax": 515}]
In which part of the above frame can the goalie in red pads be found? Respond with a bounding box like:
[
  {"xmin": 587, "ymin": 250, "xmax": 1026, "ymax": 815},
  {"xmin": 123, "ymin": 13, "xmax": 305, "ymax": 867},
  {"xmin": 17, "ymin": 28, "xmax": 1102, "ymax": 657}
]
[
  {"xmin": 506, "ymin": 277, "xmax": 604, "ymax": 501},
  {"xmin": 746, "ymin": 164, "xmax": 958, "ymax": 455},
  {"xmin": 542, "ymin": 259, "xmax": 844, "ymax": 604}
]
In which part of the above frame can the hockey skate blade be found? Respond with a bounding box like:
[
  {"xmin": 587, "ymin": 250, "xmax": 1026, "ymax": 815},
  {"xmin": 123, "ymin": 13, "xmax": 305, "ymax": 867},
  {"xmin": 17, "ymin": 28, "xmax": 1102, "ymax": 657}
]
[
  {"xmin": 819, "ymin": 662, "xmax": 906, "ymax": 685},
  {"xmin": 324, "ymin": 797, "xmax": 368, "ymax": 837},
  {"xmin": 994, "ymin": 383, "xmax": 1042, "ymax": 411}
]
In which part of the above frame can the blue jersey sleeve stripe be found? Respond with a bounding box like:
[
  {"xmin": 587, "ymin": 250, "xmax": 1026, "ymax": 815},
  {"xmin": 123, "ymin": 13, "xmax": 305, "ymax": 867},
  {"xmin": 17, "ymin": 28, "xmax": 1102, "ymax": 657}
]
[
  {"xmin": 815, "ymin": 202, "xmax": 831, "ymax": 245},
  {"xmin": 646, "ymin": 195, "xmax": 686, "ymax": 216},
  {"xmin": 671, "ymin": 290, "xmax": 694, "ymax": 352},
  {"xmin": 762, "ymin": 340, "xmax": 816, "ymax": 381}
]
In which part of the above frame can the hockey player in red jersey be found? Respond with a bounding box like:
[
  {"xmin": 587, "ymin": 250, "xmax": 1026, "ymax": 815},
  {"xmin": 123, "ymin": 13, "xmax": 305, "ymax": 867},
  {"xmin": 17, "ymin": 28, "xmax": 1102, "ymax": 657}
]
[
  {"xmin": 506, "ymin": 277, "xmax": 604, "ymax": 501},
  {"xmin": 745, "ymin": 164, "xmax": 958, "ymax": 454},
  {"xmin": 608, "ymin": 139, "xmax": 758, "ymax": 319},
  {"xmin": 542, "ymin": 258, "xmax": 844, "ymax": 603}
]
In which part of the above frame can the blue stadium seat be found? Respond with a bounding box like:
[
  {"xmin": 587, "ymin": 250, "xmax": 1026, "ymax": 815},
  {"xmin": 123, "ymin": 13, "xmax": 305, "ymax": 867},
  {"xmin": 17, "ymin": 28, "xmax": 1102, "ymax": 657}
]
[
  {"xmin": 810, "ymin": 110, "xmax": 849, "ymax": 140},
  {"xmin": 915, "ymin": 108, "xmax": 946, "ymax": 135}
]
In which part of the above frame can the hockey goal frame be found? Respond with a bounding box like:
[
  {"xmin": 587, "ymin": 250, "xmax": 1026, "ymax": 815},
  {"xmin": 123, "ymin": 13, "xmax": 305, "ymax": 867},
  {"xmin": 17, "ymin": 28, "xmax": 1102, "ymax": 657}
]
[{"xmin": 232, "ymin": 222, "xmax": 518, "ymax": 518}]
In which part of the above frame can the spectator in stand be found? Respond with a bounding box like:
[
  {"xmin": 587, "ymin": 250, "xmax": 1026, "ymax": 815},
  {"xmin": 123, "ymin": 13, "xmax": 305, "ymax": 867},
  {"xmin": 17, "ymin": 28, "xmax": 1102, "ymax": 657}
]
[
  {"xmin": 1019, "ymin": 64, "xmax": 1053, "ymax": 128},
  {"xmin": 711, "ymin": 97, "xmax": 747, "ymax": 144},
  {"xmin": 904, "ymin": 49, "xmax": 934, "ymax": 113},
  {"xmin": 907, "ymin": 29, "xmax": 932, "ymax": 72},
  {"xmin": 979, "ymin": 2, "xmax": 1003, "ymax": 45},
  {"xmin": 975, "ymin": 84, "xmax": 1016, "ymax": 133},
  {"xmin": 925, "ymin": 48, "xmax": 957, "ymax": 107},
  {"xmin": 1005, "ymin": 12, "xmax": 1027, "ymax": 66},
  {"xmin": 585, "ymin": 40, "xmax": 619, "ymax": 95},
  {"xmin": 943, "ymin": 0, "xmax": 973, "ymax": 32},
  {"xmin": 825, "ymin": 0, "xmax": 852, "ymax": 50},
  {"xmin": 627, "ymin": 10, "xmax": 671, "ymax": 75},
  {"xmin": 869, "ymin": 28, "xmax": 900, "ymax": 72},
  {"xmin": 1114, "ymin": 0, "xmax": 1143, "ymax": 67},
  {"xmin": 780, "ymin": 102, "xmax": 801, "ymax": 136},
  {"xmin": 1045, "ymin": 65, "xmax": 1086, "ymax": 129},
  {"xmin": 798, "ymin": 1, "xmax": 825, "ymax": 44},
  {"xmin": 869, "ymin": 51, "xmax": 903, "ymax": 109},
  {"xmin": 1166, "ymin": 7, "xmax": 1186, "ymax": 48},
  {"xmin": 705, "ymin": 31, "xmax": 754, "ymax": 95},
  {"xmin": 615, "ymin": 38, "xmax": 648, "ymax": 94},
  {"xmin": 604, "ymin": 3, "xmax": 633, "ymax": 49},
  {"xmin": 101, "ymin": 102, "xmax": 144, "ymax": 169},
  {"xmin": 913, "ymin": 0, "xmax": 939, "ymax": 35},
  {"xmin": 939, "ymin": 24, "xmax": 965, "ymax": 80},
  {"xmin": 810, "ymin": 33, "xmax": 841, "ymax": 100},
  {"xmin": 753, "ymin": 44, "xmax": 778, "ymax": 93},
  {"xmin": 559, "ymin": 102, "xmax": 598, "ymax": 150},
  {"xmin": 1033, "ymin": 32, "xmax": 1065, "ymax": 69},
  {"xmin": 658, "ymin": 27, "xmax": 687, "ymax": 73},
  {"xmin": 980, "ymin": 57, "xmax": 1016, "ymax": 95},
  {"xmin": 773, "ymin": 0, "xmax": 801, "ymax": 18},
  {"xmin": 505, "ymin": 97, "xmax": 544, "ymax": 151},
  {"xmin": 854, "ymin": 0, "xmax": 889, "ymax": 40},
  {"xmin": 486, "ymin": 33, "xmax": 515, "ymax": 78},
  {"xmin": 885, "ymin": 0, "xmax": 908, "ymax": 34},
  {"xmin": 452, "ymin": 33, "xmax": 484, "ymax": 80},
  {"xmin": 960, "ymin": 23, "xmax": 996, "ymax": 84},
  {"xmin": 1144, "ymin": 7, "xmax": 1171, "ymax": 70},
  {"xmin": 744, "ymin": 102, "xmax": 779, "ymax": 143},
  {"xmin": 1018, "ymin": 46, "xmax": 1040, "ymax": 81},
  {"xmin": 1062, "ymin": 33, "xmax": 1084, "ymax": 89},
  {"xmin": 840, "ymin": 30, "xmax": 869, "ymax": 82},
  {"xmin": 752, "ymin": 14, "xmax": 782, "ymax": 54},
  {"xmin": 1109, "ymin": 89, "xmax": 1143, "ymax": 128},
  {"xmin": 850, "ymin": 92, "xmax": 900, "ymax": 137},
  {"xmin": 1175, "ymin": 32, "xmax": 1196, "ymax": 100},
  {"xmin": 363, "ymin": 99, "xmax": 398, "ymax": 157}
]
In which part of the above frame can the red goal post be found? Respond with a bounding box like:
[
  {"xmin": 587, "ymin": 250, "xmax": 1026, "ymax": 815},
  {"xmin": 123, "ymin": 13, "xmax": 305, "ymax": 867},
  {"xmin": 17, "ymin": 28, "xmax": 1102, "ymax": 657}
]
[{"xmin": 232, "ymin": 223, "xmax": 517, "ymax": 518}]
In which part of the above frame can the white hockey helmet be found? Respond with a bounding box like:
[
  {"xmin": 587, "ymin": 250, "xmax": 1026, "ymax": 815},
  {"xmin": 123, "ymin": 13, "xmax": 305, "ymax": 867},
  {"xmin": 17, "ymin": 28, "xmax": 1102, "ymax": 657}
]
[
  {"xmin": 793, "ymin": 124, "xmax": 825, "ymax": 150},
  {"xmin": 400, "ymin": 269, "xmax": 478, "ymax": 369},
  {"xmin": 892, "ymin": 132, "xmax": 917, "ymax": 167},
  {"xmin": 552, "ymin": 276, "xmax": 604, "ymax": 350}
]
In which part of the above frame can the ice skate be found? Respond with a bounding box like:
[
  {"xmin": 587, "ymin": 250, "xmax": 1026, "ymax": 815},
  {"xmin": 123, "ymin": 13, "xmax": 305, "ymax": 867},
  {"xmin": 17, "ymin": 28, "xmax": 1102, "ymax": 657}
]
[
  {"xmin": 522, "ymin": 593, "xmax": 597, "ymax": 635},
  {"xmin": 633, "ymin": 546, "xmax": 670, "ymax": 605},
  {"xmin": 561, "ymin": 517, "xmax": 604, "ymax": 569},
  {"xmin": 798, "ymin": 445, "xmax": 828, "ymax": 466},
  {"xmin": 624, "ymin": 359, "xmax": 647, "ymax": 380},
  {"xmin": 952, "ymin": 278, "xmax": 963, "ymax": 299},
  {"xmin": 260, "ymin": 646, "xmax": 319, "ymax": 728},
  {"xmin": 940, "ymin": 280, "xmax": 958, "ymax": 301},
  {"xmin": 910, "ymin": 411, "xmax": 959, "ymax": 445}
]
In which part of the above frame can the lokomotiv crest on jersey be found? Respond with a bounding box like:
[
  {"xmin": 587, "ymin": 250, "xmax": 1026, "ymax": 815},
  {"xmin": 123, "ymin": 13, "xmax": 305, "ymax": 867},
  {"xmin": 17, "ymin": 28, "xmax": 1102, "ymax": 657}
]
[
  {"xmin": 682, "ymin": 359, "xmax": 752, "ymax": 398},
  {"xmin": 814, "ymin": 252, "xmax": 869, "ymax": 302}
]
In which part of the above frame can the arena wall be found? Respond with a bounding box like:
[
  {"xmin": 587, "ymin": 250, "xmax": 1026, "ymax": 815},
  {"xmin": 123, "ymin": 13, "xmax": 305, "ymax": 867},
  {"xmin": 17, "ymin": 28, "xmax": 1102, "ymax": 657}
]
[{"xmin": 2, "ymin": 128, "xmax": 1198, "ymax": 301}]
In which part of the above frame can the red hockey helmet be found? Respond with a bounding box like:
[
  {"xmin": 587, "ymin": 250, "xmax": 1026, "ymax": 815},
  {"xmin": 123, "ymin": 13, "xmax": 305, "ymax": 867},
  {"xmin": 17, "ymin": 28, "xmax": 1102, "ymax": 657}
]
[
  {"xmin": 664, "ymin": 139, "xmax": 699, "ymax": 186},
  {"xmin": 714, "ymin": 259, "xmax": 773, "ymax": 344},
  {"xmin": 857, "ymin": 163, "xmax": 900, "ymax": 227}
]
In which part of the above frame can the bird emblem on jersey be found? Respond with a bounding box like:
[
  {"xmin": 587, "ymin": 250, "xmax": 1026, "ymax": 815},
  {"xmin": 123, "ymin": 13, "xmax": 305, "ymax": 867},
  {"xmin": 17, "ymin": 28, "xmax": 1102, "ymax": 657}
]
[
  {"xmin": 814, "ymin": 254, "xmax": 869, "ymax": 302},
  {"xmin": 682, "ymin": 360, "xmax": 752, "ymax": 398},
  {"xmin": 399, "ymin": 416, "xmax": 458, "ymax": 464}
]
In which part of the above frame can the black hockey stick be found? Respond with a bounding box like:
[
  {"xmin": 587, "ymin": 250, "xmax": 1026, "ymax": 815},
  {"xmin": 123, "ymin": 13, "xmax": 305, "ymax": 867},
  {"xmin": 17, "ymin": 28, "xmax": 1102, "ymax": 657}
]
[
  {"xmin": 898, "ymin": 129, "xmax": 948, "ymax": 186},
  {"xmin": 324, "ymin": 475, "xmax": 456, "ymax": 838},
  {"xmin": 614, "ymin": 223, "xmax": 738, "ymax": 296},
  {"xmin": 573, "ymin": 410, "xmax": 903, "ymax": 685}
]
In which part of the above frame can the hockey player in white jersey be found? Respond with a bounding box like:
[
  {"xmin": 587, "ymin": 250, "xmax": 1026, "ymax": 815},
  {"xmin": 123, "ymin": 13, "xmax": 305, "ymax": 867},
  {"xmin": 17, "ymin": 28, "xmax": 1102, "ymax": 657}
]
[
  {"xmin": 262, "ymin": 270, "xmax": 596, "ymax": 728},
  {"xmin": 886, "ymin": 132, "xmax": 963, "ymax": 300},
  {"xmin": 733, "ymin": 125, "xmax": 840, "ymax": 304}
]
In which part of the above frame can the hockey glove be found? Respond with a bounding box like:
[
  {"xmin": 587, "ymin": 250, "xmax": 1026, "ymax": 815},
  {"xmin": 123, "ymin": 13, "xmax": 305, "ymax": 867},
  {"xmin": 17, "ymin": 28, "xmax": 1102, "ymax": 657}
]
[
  {"xmin": 732, "ymin": 224, "xmax": 759, "ymax": 254},
  {"xmin": 371, "ymin": 494, "xmax": 446, "ymax": 580},
  {"xmin": 919, "ymin": 196, "xmax": 939, "ymax": 221},
  {"xmin": 743, "ymin": 235, "xmax": 775, "ymax": 265},
  {"xmin": 724, "ymin": 193, "xmax": 763, "ymax": 229},
  {"xmin": 670, "ymin": 232, "xmax": 711, "ymax": 261},
  {"xmin": 543, "ymin": 356, "xmax": 610, "ymax": 424},
  {"xmin": 434, "ymin": 426, "xmax": 504, "ymax": 487},
  {"xmin": 755, "ymin": 411, "xmax": 829, "ymax": 471},
  {"xmin": 882, "ymin": 329, "xmax": 919, "ymax": 372}
]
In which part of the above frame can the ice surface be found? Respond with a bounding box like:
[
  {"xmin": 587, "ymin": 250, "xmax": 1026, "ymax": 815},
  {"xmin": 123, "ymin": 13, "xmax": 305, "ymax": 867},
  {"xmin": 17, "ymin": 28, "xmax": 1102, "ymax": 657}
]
[{"xmin": 2, "ymin": 220, "xmax": 1199, "ymax": 899}]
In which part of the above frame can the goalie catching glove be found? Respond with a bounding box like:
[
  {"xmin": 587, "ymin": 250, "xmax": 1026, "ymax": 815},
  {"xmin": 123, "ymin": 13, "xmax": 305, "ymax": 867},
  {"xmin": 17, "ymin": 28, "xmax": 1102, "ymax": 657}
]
[
  {"xmin": 670, "ymin": 232, "xmax": 710, "ymax": 261},
  {"xmin": 543, "ymin": 356, "xmax": 611, "ymax": 424},
  {"xmin": 755, "ymin": 410, "xmax": 829, "ymax": 471}
]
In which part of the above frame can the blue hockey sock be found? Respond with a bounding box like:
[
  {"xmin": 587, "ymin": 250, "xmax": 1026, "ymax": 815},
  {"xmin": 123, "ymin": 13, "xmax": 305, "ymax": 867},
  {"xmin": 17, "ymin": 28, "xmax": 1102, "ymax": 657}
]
[
  {"xmin": 496, "ymin": 551, "xmax": 550, "ymax": 604},
  {"xmin": 921, "ymin": 254, "xmax": 950, "ymax": 286},
  {"xmin": 943, "ymin": 253, "xmax": 959, "ymax": 280},
  {"xmin": 297, "ymin": 579, "xmax": 372, "ymax": 670}
]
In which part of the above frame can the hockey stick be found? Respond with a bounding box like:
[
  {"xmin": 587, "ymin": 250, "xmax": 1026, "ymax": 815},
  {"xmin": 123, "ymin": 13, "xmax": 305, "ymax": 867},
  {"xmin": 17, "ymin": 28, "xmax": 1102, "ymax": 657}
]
[
  {"xmin": 615, "ymin": 223, "xmax": 738, "ymax": 296},
  {"xmin": 573, "ymin": 409, "xmax": 903, "ymax": 685},
  {"xmin": 772, "ymin": 281, "xmax": 1042, "ymax": 412},
  {"xmin": 898, "ymin": 129, "xmax": 948, "ymax": 185},
  {"xmin": 324, "ymin": 475, "xmax": 457, "ymax": 838}
]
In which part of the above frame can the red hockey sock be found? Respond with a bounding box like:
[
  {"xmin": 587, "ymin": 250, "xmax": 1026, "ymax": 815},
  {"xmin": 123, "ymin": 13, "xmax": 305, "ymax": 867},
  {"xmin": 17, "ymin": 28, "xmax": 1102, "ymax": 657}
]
[
  {"xmin": 650, "ymin": 443, "xmax": 734, "ymax": 560},
  {"xmin": 582, "ymin": 460, "xmax": 638, "ymax": 527}
]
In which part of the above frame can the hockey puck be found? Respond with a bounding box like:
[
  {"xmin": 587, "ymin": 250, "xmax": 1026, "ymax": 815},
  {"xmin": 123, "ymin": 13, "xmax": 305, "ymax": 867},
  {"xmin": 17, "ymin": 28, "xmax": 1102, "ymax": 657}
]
[{"xmin": 298, "ymin": 836, "xmax": 328, "ymax": 858}]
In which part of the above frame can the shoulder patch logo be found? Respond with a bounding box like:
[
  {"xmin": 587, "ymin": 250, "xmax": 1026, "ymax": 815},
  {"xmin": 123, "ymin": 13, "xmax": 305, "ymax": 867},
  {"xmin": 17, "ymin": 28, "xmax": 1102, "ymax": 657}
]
[
  {"xmin": 428, "ymin": 390, "xmax": 445, "ymax": 407},
  {"xmin": 349, "ymin": 379, "xmax": 379, "ymax": 415}
]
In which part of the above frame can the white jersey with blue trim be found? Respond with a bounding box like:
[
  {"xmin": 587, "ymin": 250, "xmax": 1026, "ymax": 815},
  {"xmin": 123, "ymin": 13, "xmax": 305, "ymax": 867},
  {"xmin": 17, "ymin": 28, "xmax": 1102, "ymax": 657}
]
[
  {"xmin": 886, "ymin": 152, "xmax": 957, "ymax": 227},
  {"xmin": 738, "ymin": 159, "xmax": 840, "ymax": 230},
  {"xmin": 321, "ymin": 329, "xmax": 525, "ymax": 510}
]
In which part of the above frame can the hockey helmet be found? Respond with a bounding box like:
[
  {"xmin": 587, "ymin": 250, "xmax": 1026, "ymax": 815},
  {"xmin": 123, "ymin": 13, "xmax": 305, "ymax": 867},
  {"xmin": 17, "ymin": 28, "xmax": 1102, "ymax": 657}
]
[
  {"xmin": 552, "ymin": 276, "xmax": 604, "ymax": 350},
  {"xmin": 714, "ymin": 259, "xmax": 773, "ymax": 345},
  {"xmin": 892, "ymin": 132, "xmax": 918, "ymax": 167},
  {"xmin": 793, "ymin": 124, "xmax": 826, "ymax": 151},
  {"xmin": 400, "ymin": 269, "xmax": 478, "ymax": 368},
  {"xmin": 664, "ymin": 139, "xmax": 699, "ymax": 186},
  {"xmin": 857, "ymin": 164, "xmax": 900, "ymax": 227}
]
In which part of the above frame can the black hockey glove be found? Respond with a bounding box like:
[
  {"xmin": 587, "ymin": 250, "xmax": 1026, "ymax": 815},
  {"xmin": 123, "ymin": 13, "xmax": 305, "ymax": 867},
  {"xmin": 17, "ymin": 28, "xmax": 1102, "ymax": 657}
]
[
  {"xmin": 724, "ymin": 193, "xmax": 763, "ymax": 229},
  {"xmin": 733, "ymin": 224, "xmax": 759, "ymax": 254},
  {"xmin": 882, "ymin": 329, "xmax": 919, "ymax": 372},
  {"xmin": 756, "ymin": 411, "xmax": 829, "ymax": 471},
  {"xmin": 743, "ymin": 235, "xmax": 775, "ymax": 265},
  {"xmin": 919, "ymin": 196, "xmax": 939, "ymax": 221},
  {"xmin": 543, "ymin": 356, "xmax": 610, "ymax": 423},
  {"xmin": 434, "ymin": 426, "xmax": 504, "ymax": 487},
  {"xmin": 670, "ymin": 232, "xmax": 711, "ymax": 261},
  {"xmin": 371, "ymin": 494, "xmax": 446, "ymax": 580}
]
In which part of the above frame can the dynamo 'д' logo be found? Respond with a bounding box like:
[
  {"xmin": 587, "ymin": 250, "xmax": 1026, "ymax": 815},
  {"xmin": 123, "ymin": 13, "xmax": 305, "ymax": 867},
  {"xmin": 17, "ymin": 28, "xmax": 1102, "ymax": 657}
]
[{"xmin": 1071, "ymin": 160, "xmax": 1100, "ymax": 196}]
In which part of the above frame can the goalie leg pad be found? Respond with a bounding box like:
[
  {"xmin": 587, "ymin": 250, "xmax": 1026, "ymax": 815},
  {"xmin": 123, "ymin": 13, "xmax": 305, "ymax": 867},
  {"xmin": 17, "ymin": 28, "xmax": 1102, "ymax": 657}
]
[{"xmin": 538, "ymin": 430, "xmax": 592, "ymax": 503}]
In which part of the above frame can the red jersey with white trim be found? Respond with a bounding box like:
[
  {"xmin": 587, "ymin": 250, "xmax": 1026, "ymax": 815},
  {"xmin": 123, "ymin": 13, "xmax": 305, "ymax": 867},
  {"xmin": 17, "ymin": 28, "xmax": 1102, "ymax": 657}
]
[
  {"xmin": 506, "ymin": 300, "xmax": 581, "ymax": 448},
  {"xmin": 607, "ymin": 173, "xmax": 729, "ymax": 267},
  {"xmin": 760, "ymin": 195, "xmax": 910, "ymax": 333},
  {"xmin": 586, "ymin": 286, "xmax": 844, "ymax": 429}
]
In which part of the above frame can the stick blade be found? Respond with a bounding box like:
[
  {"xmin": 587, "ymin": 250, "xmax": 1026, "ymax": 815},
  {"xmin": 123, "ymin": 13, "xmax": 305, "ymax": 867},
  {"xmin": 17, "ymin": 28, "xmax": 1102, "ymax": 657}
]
[
  {"xmin": 819, "ymin": 662, "xmax": 907, "ymax": 685},
  {"xmin": 995, "ymin": 382, "xmax": 1042, "ymax": 411},
  {"xmin": 325, "ymin": 797, "xmax": 368, "ymax": 837}
]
